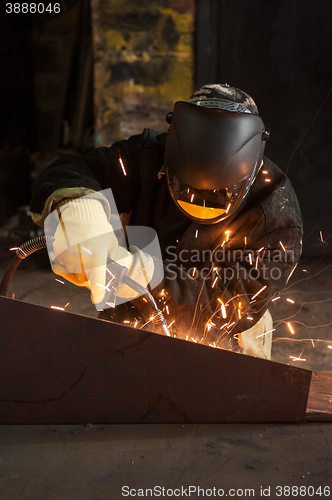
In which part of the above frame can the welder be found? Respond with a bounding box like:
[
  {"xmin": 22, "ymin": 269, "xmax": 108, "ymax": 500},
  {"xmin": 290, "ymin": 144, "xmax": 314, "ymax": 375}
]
[{"xmin": 30, "ymin": 84, "xmax": 303, "ymax": 359}]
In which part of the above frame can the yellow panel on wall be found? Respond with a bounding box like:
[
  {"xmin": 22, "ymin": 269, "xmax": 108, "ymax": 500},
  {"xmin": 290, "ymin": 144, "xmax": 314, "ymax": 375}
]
[{"xmin": 91, "ymin": 0, "xmax": 195, "ymax": 146}]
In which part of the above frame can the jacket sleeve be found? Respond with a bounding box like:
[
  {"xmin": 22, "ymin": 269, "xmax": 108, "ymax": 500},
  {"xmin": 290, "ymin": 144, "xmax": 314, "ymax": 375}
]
[
  {"xmin": 30, "ymin": 131, "xmax": 149, "ymax": 226},
  {"xmin": 146, "ymin": 162, "xmax": 303, "ymax": 347}
]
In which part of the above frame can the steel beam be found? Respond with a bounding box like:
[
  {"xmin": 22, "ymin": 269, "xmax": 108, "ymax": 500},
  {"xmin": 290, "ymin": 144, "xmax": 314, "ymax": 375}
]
[{"xmin": 0, "ymin": 296, "xmax": 312, "ymax": 423}]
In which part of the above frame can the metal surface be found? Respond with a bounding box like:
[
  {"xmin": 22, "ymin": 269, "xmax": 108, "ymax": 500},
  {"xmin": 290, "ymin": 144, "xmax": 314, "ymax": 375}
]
[
  {"xmin": 0, "ymin": 296, "xmax": 312, "ymax": 423},
  {"xmin": 306, "ymin": 371, "xmax": 332, "ymax": 421}
]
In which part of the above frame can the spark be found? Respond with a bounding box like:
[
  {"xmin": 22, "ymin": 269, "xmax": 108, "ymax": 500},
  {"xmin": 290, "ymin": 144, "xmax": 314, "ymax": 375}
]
[
  {"xmin": 190, "ymin": 194, "xmax": 194, "ymax": 203},
  {"xmin": 160, "ymin": 289, "xmax": 166, "ymax": 297},
  {"xmin": 96, "ymin": 283, "xmax": 110, "ymax": 292},
  {"xmin": 119, "ymin": 156, "xmax": 127, "ymax": 176},
  {"xmin": 248, "ymin": 253, "xmax": 253, "ymax": 265},
  {"xmin": 271, "ymin": 296, "xmax": 280, "ymax": 302},
  {"xmin": 279, "ymin": 241, "xmax": 286, "ymax": 251},
  {"xmin": 255, "ymin": 256, "xmax": 259, "ymax": 270},
  {"xmin": 106, "ymin": 278, "xmax": 115, "ymax": 289},
  {"xmin": 226, "ymin": 203, "xmax": 231, "ymax": 214},
  {"xmin": 192, "ymin": 267, "xmax": 196, "ymax": 277},
  {"xmin": 55, "ymin": 279, "xmax": 65, "ymax": 284},
  {"xmin": 165, "ymin": 305, "xmax": 169, "ymax": 315},
  {"xmin": 265, "ymin": 178, "xmax": 271, "ymax": 182},
  {"xmin": 258, "ymin": 246, "xmax": 264, "ymax": 253},
  {"xmin": 244, "ymin": 236, "xmax": 247, "ymax": 245},
  {"xmin": 195, "ymin": 229, "xmax": 199, "ymax": 238},
  {"xmin": 209, "ymin": 342, "xmax": 218, "ymax": 348},
  {"xmin": 123, "ymin": 320, "xmax": 130, "ymax": 324},
  {"xmin": 106, "ymin": 301, "xmax": 115, "ymax": 308},
  {"xmin": 82, "ymin": 246, "xmax": 92, "ymax": 255},
  {"xmin": 168, "ymin": 320, "xmax": 175, "ymax": 328},
  {"xmin": 228, "ymin": 321, "xmax": 235, "ymax": 328},
  {"xmin": 225, "ymin": 230, "xmax": 231, "ymax": 241},
  {"xmin": 212, "ymin": 276, "xmax": 218, "ymax": 288},
  {"xmin": 134, "ymin": 321, "xmax": 138, "ymax": 328},
  {"xmin": 256, "ymin": 328, "xmax": 276, "ymax": 338},
  {"xmin": 191, "ymin": 337, "xmax": 198, "ymax": 343},
  {"xmin": 64, "ymin": 302, "xmax": 70, "ymax": 308},
  {"xmin": 250, "ymin": 285, "xmax": 267, "ymax": 300},
  {"xmin": 220, "ymin": 323, "xmax": 228, "ymax": 329},
  {"xmin": 247, "ymin": 316, "xmax": 253, "ymax": 320},
  {"xmin": 106, "ymin": 267, "xmax": 115, "ymax": 278},
  {"xmin": 142, "ymin": 297, "xmax": 148, "ymax": 303},
  {"xmin": 290, "ymin": 356, "xmax": 306, "ymax": 362},
  {"xmin": 328, "ymin": 346, "xmax": 332, "ymax": 350},
  {"xmin": 238, "ymin": 309, "xmax": 241, "ymax": 319},
  {"xmin": 311, "ymin": 339, "xmax": 315, "ymax": 347},
  {"xmin": 9, "ymin": 247, "xmax": 18, "ymax": 251},
  {"xmin": 287, "ymin": 322, "xmax": 295, "ymax": 334},
  {"xmin": 320, "ymin": 231, "xmax": 324, "ymax": 242},
  {"xmin": 51, "ymin": 306, "xmax": 65, "ymax": 311},
  {"xmin": 218, "ymin": 298, "xmax": 227, "ymax": 319},
  {"xmin": 262, "ymin": 170, "xmax": 268, "ymax": 174},
  {"xmin": 286, "ymin": 298, "xmax": 295, "ymax": 304},
  {"xmin": 12, "ymin": 293, "xmax": 15, "ymax": 299}
]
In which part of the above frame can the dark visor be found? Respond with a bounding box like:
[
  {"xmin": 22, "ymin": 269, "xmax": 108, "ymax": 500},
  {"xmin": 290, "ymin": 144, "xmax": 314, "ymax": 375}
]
[{"xmin": 167, "ymin": 171, "xmax": 246, "ymax": 222}]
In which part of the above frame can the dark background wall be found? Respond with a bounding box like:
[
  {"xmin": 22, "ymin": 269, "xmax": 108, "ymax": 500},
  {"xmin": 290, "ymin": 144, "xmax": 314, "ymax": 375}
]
[
  {"xmin": 197, "ymin": 0, "xmax": 332, "ymax": 257},
  {"xmin": 0, "ymin": 0, "xmax": 93, "ymax": 227}
]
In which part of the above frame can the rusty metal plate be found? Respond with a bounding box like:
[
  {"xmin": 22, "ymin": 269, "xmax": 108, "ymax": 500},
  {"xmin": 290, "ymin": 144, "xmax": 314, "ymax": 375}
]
[
  {"xmin": 306, "ymin": 371, "xmax": 332, "ymax": 421},
  {"xmin": 0, "ymin": 296, "xmax": 312, "ymax": 423}
]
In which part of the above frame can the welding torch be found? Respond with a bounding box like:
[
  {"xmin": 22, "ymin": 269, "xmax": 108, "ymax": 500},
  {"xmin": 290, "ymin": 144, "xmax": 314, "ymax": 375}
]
[{"xmin": 0, "ymin": 235, "xmax": 171, "ymax": 337}]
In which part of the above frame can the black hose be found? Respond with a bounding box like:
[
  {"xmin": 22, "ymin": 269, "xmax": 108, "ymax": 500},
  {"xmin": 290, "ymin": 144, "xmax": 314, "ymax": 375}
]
[
  {"xmin": 0, "ymin": 235, "xmax": 50, "ymax": 297},
  {"xmin": 0, "ymin": 254, "xmax": 22, "ymax": 297}
]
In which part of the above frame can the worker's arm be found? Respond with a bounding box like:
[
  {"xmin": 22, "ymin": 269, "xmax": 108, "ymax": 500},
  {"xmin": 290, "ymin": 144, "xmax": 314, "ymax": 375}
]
[
  {"xmin": 30, "ymin": 131, "xmax": 151, "ymax": 227},
  {"xmin": 30, "ymin": 130, "xmax": 164, "ymax": 304}
]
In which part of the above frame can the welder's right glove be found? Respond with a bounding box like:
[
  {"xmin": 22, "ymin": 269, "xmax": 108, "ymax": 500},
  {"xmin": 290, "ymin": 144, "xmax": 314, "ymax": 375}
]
[{"xmin": 48, "ymin": 197, "xmax": 154, "ymax": 305}]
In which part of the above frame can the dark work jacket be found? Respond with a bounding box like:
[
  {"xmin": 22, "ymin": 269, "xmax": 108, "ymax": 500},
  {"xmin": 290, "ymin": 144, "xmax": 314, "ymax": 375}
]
[{"xmin": 30, "ymin": 129, "xmax": 303, "ymax": 348}]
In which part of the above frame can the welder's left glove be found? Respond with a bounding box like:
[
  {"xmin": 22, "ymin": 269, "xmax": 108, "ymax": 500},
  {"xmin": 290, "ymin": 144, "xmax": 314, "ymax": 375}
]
[{"xmin": 48, "ymin": 197, "xmax": 155, "ymax": 304}]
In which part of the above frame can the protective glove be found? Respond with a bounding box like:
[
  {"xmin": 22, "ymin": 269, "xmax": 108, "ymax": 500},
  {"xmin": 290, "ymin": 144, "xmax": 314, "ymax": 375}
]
[{"xmin": 48, "ymin": 197, "xmax": 154, "ymax": 305}]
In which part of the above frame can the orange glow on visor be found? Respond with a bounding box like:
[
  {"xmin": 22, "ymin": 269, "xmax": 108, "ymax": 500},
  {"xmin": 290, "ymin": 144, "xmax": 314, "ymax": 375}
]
[{"xmin": 177, "ymin": 200, "xmax": 226, "ymax": 220}]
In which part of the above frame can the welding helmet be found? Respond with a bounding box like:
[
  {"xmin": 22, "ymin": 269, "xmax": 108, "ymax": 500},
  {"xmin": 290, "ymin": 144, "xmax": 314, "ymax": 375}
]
[{"xmin": 164, "ymin": 84, "xmax": 270, "ymax": 224}]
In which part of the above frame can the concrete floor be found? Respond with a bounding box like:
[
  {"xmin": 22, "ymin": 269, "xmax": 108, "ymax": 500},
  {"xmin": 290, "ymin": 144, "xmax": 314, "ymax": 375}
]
[
  {"xmin": 0, "ymin": 225, "xmax": 332, "ymax": 499},
  {"xmin": 0, "ymin": 423, "xmax": 332, "ymax": 499}
]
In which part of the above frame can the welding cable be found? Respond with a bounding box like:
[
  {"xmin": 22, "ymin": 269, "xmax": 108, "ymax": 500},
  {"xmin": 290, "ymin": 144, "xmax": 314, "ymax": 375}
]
[{"xmin": 0, "ymin": 235, "xmax": 52, "ymax": 297}]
